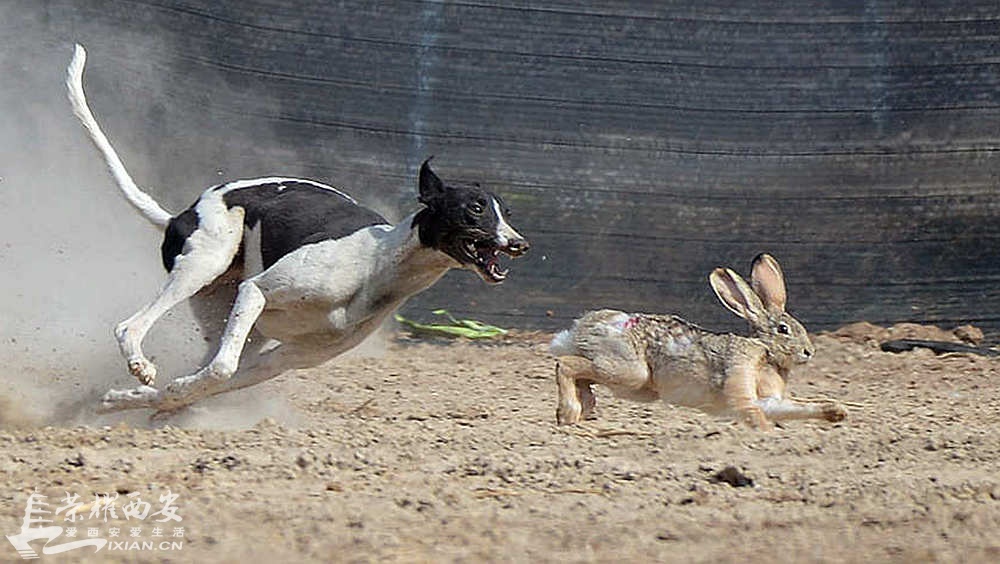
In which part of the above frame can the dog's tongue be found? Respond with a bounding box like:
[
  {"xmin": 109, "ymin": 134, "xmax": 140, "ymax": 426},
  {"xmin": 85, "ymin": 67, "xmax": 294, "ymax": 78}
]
[{"xmin": 487, "ymin": 254, "xmax": 508, "ymax": 279}]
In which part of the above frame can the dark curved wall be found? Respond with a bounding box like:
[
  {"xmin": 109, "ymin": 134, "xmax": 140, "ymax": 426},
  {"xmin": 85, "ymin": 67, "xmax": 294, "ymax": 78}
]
[{"xmin": 13, "ymin": 0, "xmax": 1000, "ymax": 337}]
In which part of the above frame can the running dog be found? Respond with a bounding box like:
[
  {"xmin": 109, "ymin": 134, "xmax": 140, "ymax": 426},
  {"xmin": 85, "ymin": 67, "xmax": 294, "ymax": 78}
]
[{"xmin": 67, "ymin": 45, "xmax": 529, "ymax": 414}]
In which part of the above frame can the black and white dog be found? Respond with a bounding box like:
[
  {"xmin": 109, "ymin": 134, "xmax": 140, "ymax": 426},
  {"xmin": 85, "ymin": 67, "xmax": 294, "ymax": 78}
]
[{"xmin": 67, "ymin": 45, "xmax": 528, "ymax": 414}]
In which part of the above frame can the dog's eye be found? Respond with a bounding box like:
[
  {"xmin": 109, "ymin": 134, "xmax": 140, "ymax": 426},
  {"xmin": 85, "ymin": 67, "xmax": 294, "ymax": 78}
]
[
  {"xmin": 777, "ymin": 323, "xmax": 790, "ymax": 335},
  {"xmin": 469, "ymin": 201, "xmax": 485, "ymax": 215}
]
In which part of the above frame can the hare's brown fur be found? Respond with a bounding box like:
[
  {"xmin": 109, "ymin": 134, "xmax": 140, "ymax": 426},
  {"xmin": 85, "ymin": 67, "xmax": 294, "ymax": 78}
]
[{"xmin": 552, "ymin": 255, "xmax": 847, "ymax": 430}]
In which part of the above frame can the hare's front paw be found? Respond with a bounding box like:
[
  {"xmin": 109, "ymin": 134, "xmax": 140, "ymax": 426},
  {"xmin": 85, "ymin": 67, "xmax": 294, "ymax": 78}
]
[{"xmin": 822, "ymin": 402, "xmax": 848, "ymax": 422}]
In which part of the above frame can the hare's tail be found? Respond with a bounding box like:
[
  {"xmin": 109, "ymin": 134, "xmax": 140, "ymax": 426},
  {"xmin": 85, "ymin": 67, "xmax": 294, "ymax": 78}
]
[
  {"xmin": 549, "ymin": 328, "xmax": 577, "ymax": 356},
  {"xmin": 67, "ymin": 44, "xmax": 172, "ymax": 228}
]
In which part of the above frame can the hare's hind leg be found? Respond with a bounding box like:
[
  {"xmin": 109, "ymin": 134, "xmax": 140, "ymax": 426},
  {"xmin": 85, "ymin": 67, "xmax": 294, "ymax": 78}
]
[
  {"xmin": 554, "ymin": 355, "xmax": 650, "ymax": 425},
  {"xmin": 757, "ymin": 396, "xmax": 847, "ymax": 423},
  {"xmin": 555, "ymin": 356, "xmax": 596, "ymax": 425}
]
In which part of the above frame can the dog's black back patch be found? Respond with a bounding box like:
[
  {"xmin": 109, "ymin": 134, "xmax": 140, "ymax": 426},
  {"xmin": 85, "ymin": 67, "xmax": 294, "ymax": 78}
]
[
  {"xmin": 223, "ymin": 180, "xmax": 389, "ymax": 270},
  {"xmin": 161, "ymin": 179, "xmax": 388, "ymax": 272},
  {"xmin": 161, "ymin": 206, "xmax": 199, "ymax": 271}
]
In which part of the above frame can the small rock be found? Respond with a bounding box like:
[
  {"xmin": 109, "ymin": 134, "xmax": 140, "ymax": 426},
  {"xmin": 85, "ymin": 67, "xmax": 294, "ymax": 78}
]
[
  {"xmin": 218, "ymin": 455, "xmax": 242, "ymax": 471},
  {"xmin": 295, "ymin": 454, "xmax": 311, "ymax": 470},
  {"xmin": 711, "ymin": 465, "xmax": 754, "ymax": 488},
  {"xmin": 64, "ymin": 453, "xmax": 85, "ymax": 468},
  {"xmin": 656, "ymin": 531, "xmax": 680, "ymax": 542}
]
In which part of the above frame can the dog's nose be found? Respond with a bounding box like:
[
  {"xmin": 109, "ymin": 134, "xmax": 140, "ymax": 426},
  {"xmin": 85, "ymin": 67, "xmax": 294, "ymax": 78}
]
[{"xmin": 506, "ymin": 238, "xmax": 530, "ymax": 257}]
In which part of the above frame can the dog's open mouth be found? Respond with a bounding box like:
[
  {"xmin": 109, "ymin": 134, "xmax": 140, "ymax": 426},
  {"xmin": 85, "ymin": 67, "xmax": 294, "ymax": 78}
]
[{"xmin": 462, "ymin": 239, "xmax": 522, "ymax": 283}]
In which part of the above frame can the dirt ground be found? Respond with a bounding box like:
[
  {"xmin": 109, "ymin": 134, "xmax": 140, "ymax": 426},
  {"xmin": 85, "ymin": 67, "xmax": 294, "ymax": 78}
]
[{"xmin": 2, "ymin": 323, "xmax": 999, "ymax": 563}]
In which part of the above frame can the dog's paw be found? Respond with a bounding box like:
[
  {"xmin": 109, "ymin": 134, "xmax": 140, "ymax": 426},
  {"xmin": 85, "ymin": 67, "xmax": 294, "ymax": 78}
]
[
  {"xmin": 127, "ymin": 358, "xmax": 157, "ymax": 385},
  {"xmin": 97, "ymin": 385, "xmax": 159, "ymax": 413}
]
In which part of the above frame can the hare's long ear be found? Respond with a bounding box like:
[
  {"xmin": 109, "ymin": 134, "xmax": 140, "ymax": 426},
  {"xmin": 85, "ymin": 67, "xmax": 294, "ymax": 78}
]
[
  {"xmin": 710, "ymin": 267, "xmax": 767, "ymax": 324},
  {"xmin": 750, "ymin": 253, "xmax": 787, "ymax": 312}
]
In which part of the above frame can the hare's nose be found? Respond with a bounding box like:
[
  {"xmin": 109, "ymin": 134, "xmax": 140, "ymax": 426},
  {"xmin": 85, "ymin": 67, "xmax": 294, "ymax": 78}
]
[{"xmin": 802, "ymin": 348, "xmax": 814, "ymax": 359}]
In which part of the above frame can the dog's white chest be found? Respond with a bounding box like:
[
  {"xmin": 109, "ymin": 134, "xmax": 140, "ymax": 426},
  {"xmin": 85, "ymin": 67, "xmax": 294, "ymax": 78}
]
[{"xmin": 250, "ymin": 224, "xmax": 452, "ymax": 342}]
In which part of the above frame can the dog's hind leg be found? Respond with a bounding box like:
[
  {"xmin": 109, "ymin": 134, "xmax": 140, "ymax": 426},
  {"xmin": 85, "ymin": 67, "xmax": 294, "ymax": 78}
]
[
  {"xmin": 118, "ymin": 278, "xmax": 270, "ymax": 410},
  {"xmin": 98, "ymin": 338, "xmax": 331, "ymax": 414},
  {"xmin": 99, "ymin": 278, "xmax": 269, "ymax": 412},
  {"xmin": 189, "ymin": 272, "xmax": 242, "ymax": 364},
  {"xmin": 116, "ymin": 206, "xmax": 245, "ymax": 385}
]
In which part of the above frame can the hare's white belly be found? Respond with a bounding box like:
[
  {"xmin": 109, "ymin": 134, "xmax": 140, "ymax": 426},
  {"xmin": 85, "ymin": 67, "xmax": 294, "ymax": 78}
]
[{"xmin": 648, "ymin": 353, "xmax": 729, "ymax": 413}]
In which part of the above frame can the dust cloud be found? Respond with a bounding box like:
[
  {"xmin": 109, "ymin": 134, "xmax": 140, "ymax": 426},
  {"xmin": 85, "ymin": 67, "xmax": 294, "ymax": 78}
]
[
  {"xmin": 0, "ymin": 39, "xmax": 221, "ymax": 427},
  {"xmin": 0, "ymin": 14, "xmax": 387, "ymax": 430}
]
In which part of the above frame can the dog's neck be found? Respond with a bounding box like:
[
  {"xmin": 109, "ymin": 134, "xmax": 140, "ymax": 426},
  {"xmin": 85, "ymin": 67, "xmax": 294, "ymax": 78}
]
[{"xmin": 376, "ymin": 211, "xmax": 460, "ymax": 299}]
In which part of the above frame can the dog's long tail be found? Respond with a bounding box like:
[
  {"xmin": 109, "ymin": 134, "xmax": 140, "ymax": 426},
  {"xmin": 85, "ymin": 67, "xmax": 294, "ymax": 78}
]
[{"xmin": 66, "ymin": 44, "xmax": 172, "ymax": 228}]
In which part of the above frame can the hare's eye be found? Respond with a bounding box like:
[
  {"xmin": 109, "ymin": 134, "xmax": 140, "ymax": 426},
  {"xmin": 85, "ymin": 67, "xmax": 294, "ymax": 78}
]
[{"xmin": 777, "ymin": 323, "xmax": 790, "ymax": 335}]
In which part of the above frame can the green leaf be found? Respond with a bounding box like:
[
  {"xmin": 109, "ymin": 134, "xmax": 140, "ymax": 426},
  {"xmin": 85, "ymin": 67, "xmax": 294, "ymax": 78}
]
[{"xmin": 394, "ymin": 310, "xmax": 508, "ymax": 339}]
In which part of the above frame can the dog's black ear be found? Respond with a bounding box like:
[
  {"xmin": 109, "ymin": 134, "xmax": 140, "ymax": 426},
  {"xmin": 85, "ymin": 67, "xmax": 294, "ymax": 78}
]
[{"xmin": 419, "ymin": 157, "xmax": 445, "ymax": 205}]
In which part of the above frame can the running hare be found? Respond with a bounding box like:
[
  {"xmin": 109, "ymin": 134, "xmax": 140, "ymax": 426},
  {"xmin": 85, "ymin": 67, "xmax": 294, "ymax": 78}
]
[{"xmin": 550, "ymin": 254, "xmax": 846, "ymax": 430}]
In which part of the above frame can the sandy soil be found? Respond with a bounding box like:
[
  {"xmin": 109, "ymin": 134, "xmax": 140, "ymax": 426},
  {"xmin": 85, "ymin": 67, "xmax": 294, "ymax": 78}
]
[{"xmin": 2, "ymin": 324, "xmax": 999, "ymax": 563}]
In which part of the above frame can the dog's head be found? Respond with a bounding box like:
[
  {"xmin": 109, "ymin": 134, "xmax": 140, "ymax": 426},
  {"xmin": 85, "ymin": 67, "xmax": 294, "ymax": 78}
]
[{"xmin": 412, "ymin": 159, "xmax": 529, "ymax": 283}]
